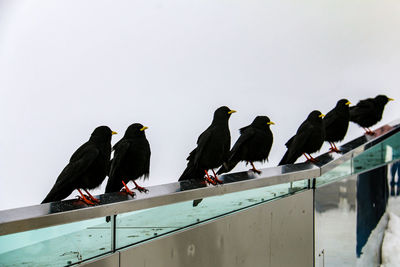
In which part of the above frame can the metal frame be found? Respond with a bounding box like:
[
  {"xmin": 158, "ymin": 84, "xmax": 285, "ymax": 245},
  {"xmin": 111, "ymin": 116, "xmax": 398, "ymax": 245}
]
[{"xmin": 0, "ymin": 120, "xmax": 399, "ymax": 236}]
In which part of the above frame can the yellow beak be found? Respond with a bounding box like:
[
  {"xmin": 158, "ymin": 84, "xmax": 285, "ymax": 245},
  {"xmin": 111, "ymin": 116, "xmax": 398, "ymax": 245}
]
[
  {"xmin": 267, "ymin": 121, "xmax": 275, "ymax": 125},
  {"xmin": 345, "ymin": 101, "xmax": 351, "ymax": 105},
  {"xmin": 111, "ymin": 131, "xmax": 118, "ymax": 135},
  {"xmin": 319, "ymin": 114, "xmax": 325, "ymax": 118},
  {"xmin": 388, "ymin": 98, "xmax": 394, "ymax": 101},
  {"xmin": 228, "ymin": 110, "xmax": 237, "ymax": 114},
  {"xmin": 140, "ymin": 126, "xmax": 148, "ymax": 131}
]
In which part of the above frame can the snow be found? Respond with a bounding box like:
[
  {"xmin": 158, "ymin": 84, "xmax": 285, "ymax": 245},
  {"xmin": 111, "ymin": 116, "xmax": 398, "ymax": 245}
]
[{"xmin": 381, "ymin": 212, "xmax": 400, "ymax": 267}]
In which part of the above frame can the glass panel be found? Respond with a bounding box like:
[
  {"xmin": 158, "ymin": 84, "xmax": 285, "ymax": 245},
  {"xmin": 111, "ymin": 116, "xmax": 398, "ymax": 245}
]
[
  {"xmin": 316, "ymin": 160, "xmax": 352, "ymax": 187},
  {"xmin": 353, "ymin": 132, "xmax": 400, "ymax": 174},
  {"xmin": 0, "ymin": 217, "xmax": 111, "ymax": 267},
  {"xmin": 316, "ymin": 132, "xmax": 400, "ymax": 187},
  {"xmin": 115, "ymin": 179, "xmax": 309, "ymax": 249}
]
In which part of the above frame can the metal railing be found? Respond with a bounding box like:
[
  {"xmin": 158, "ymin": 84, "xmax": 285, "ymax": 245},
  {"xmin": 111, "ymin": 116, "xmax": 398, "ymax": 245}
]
[
  {"xmin": 0, "ymin": 120, "xmax": 399, "ymax": 267},
  {"xmin": 0, "ymin": 120, "xmax": 399, "ymax": 236}
]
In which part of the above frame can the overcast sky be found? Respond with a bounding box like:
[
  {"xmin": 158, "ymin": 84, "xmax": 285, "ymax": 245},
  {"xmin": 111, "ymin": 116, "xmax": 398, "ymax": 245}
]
[{"xmin": 0, "ymin": 0, "xmax": 399, "ymax": 210}]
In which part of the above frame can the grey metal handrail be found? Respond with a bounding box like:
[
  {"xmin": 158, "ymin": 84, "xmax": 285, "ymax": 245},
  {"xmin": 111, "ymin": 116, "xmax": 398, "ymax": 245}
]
[{"xmin": 0, "ymin": 120, "xmax": 399, "ymax": 236}]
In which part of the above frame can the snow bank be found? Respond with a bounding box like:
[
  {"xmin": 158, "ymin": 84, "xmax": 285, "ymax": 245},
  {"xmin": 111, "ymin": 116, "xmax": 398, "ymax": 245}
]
[{"xmin": 381, "ymin": 212, "xmax": 400, "ymax": 266}]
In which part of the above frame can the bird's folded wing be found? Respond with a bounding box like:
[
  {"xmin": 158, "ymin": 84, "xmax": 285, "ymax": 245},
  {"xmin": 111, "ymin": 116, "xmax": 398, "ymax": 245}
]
[
  {"xmin": 109, "ymin": 140, "xmax": 130, "ymax": 178},
  {"xmin": 286, "ymin": 124, "xmax": 312, "ymax": 160},
  {"xmin": 193, "ymin": 128, "xmax": 212, "ymax": 164},
  {"xmin": 229, "ymin": 127, "xmax": 255, "ymax": 161},
  {"xmin": 357, "ymin": 99, "xmax": 374, "ymax": 108},
  {"xmin": 323, "ymin": 111, "xmax": 336, "ymax": 129},
  {"xmin": 51, "ymin": 146, "xmax": 100, "ymax": 190}
]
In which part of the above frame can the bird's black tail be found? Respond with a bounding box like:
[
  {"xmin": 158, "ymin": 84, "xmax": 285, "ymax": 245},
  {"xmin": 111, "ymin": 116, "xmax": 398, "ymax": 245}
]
[
  {"xmin": 217, "ymin": 159, "xmax": 240, "ymax": 175},
  {"xmin": 41, "ymin": 186, "xmax": 72, "ymax": 204},
  {"xmin": 278, "ymin": 150, "xmax": 299, "ymax": 166},
  {"xmin": 179, "ymin": 164, "xmax": 204, "ymax": 181},
  {"xmin": 278, "ymin": 151, "xmax": 289, "ymax": 166},
  {"xmin": 179, "ymin": 164, "xmax": 206, "ymax": 207},
  {"xmin": 105, "ymin": 176, "xmax": 123, "ymax": 194}
]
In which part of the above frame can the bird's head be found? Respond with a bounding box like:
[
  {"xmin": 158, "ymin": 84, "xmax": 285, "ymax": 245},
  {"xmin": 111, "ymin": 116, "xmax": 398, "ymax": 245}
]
[
  {"xmin": 252, "ymin": 116, "xmax": 275, "ymax": 129},
  {"xmin": 337, "ymin": 98, "xmax": 351, "ymax": 107},
  {"xmin": 375, "ymin": 95, "xmax": 394, "ymax": 106},
  {"xmin": 213, "ymin": 106, "xmax": 236, "ymax": 121},
  {"xmin": 91, "ymin": 126, "xmax": 117, "ymax": 142},
  {"xmin": 308, "ymin": 110, "xmax": 325, "ymax": 122},
  {"xmin": 125, "ymin": 123, "xmax": 148, "ymax": 138}
]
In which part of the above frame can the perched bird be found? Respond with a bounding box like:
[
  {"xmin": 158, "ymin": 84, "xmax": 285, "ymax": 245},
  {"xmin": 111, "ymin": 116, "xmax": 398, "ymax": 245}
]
[
  {"xmin": 179, "ymin": 106, "xmax": 236, "ymax": 184},
  {"xmin": 42, "ymin": 126, "xmax": 117, "ymax": 205},
  {"xmin": 324, "ymin": 99, "xmax": 351, "ymax": 153},
  {"xmin": 217, "ymin": 116, "xmax": 274, "ymax": 175},
  {"xmin": 279, "ymin": 110, "xmax": 325, "ymax": 165},
  {"xmin": 350, "ymin": 95, "xmax": 394, "ymax": 135},
  {"xmin": 105, "ymin": 123, "xmax": 151, "ymax": 196}
]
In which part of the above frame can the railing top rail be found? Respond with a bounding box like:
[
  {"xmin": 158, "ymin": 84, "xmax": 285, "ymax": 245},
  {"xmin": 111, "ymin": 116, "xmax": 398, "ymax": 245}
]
[{"xmin": 0, "ymin": 120, "xmax": 399, "ymax": 236}]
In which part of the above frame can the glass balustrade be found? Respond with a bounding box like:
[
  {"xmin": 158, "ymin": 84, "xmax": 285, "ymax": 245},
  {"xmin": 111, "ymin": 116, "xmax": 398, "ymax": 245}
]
[
  {"xmin": 0, "ymin": 217, "xmax": 111, "ymax": 267},
  {"xmin": 115, "ymin": 179, "xmax": 309, "ymax": 249},
  {"xmin": 0, "ymin": 128, "xmax": 398, "ymax": 266},
  {"xmin": 316, "ymin": 131, "xmax": 400, "ymax": 187}
]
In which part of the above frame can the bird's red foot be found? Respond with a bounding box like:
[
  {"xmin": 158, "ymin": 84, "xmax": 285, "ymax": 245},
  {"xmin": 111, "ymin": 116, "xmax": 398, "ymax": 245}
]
[
  {"xmin": 250, "ymin": 168, "xmax": 262, "ymax": 174},
  {"xmin": 77, "ymin": 189, "xmax": 96, "ymax": 205},
  {"xmin": 250, "ymin": 162, "xmax": 262, "ymax": 174},
  {"xmin": 204, "ymin": 170, "xmax": 217, "ymax": 185},
  {"xmin": 328, "ymin": 142, "xmax": 341, "ymax": 153},
  {"xmin": 121, "ymin": 181, "xmax": 136, "ymax": 197},
  {"xmin": 212, "ymin": 175, "xmax": 223, "ymax": 184},
  {"xmin": 306, "ymin": 157, "xmax": 319, "ymax": 163},
  {"xmin": 133, "ymin": 181, "xmax": 149, "ymax": 193},
  {"xmin": 364, "ymin": 128, "xmax": 375, "ymax": 135},
  {"xmin": 211, "ymin": 170, "xmax": 223, "ymax": 184},
  {"xmin": 121, "ymin": 187, "xmax": 136, "ymax": 197},
  {"xmin": 77, "ymin": 196, "xmax": 95, "ymax": 205},
  {"xmin": 303, "ymin": 153, "xmax": 319, "ymax": 163},
  {"xmin": 84, "ymin": 189, "xmax": 100, "ymax": 203},
  {"xmin": 329, "ymin": 147, "xmax": 341, "ymax": 153},
  {"xmin": 205, "ymin": 176, "xmax": 217, "ymax": 185}
]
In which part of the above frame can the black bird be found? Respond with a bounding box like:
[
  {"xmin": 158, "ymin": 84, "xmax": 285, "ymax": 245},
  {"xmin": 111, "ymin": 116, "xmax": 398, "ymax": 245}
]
[
  {"xmin": 42, "ymin": 126, "xmax": 117, "ymax": 205},
  {"xmin": 279, "ymin": 110, "xmax": 325, "ymax": 165},
  {"xmin": 105, "ymin": 123, "xmax": 151, "ymax": 196},
  {"xmin": 324, "ymin": 99, "xmax": 351, "ymax": 153},
  {"xmin": 179, "ymin": 106, "xmax": 236, "ymax": 184},
  {"xmin": 350, "ymin": 95, "xmax": 394, "ymax": 135},
  {"xmin": 217, "ymin": 116, "xmax": 274, "ymax": 175}
]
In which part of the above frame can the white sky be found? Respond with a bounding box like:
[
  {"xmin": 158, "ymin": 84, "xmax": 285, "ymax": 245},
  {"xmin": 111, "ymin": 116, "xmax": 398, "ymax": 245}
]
[{"xmin": 0, "ymin": 0, "xmax": 399, "ymax": 210}]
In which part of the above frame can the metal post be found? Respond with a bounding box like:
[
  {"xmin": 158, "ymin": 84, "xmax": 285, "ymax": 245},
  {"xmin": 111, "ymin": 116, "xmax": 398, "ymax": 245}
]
[{"xmin": 111, "ymin": 215, "xmax": 117, "ymax": 252}]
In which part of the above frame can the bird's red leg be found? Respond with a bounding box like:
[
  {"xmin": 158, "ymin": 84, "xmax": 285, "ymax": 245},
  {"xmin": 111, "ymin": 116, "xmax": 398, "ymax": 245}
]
[
  {"xmin": 211, "ymin": 169, "xmax": 223, "ymax": 184},
  {"xmin": 303, "ymin": 153, "xmax": 310, "ymax": 161},
  {"xmin": 133, "ymin": 181, "xmax": 149, "ymax": 193},
  {"xmin": 306, "ymin": 153, "xmax": 319, "ymax": 163},
  {"xmin": 204, "ymin": 170, "xmax": 216, "ymax": 185},
  {"xmin": 121, "ymin": 181, "xmax": 135, "ymax": 197},
  {"xmin": 367, "ymin": 128, "xmax": 375, "ymax": 135},
  {"xmin": 333, "ymin": 143, "xmax": 341, "ymax": 152},
  {"xmin": 77, "ymin": 189, "xmax": 95, "ymax": 205},
  {"xmin": 363, "ymin": 127, "xmax": 374, "ymax": 135},
  {"xmin": 84, "ymin": 189, "xmax": 100, "ymax": 203},
  {"xmin": 329, "ymin": 142, "xmax": 341, "ymax": 153},
  {"xmin": 249, "ymin": 162, "xmax": 261, "ymax": 174},
  {"xmin": 328, "ymin": 142, "xmax": 334, "ymax": 152}
]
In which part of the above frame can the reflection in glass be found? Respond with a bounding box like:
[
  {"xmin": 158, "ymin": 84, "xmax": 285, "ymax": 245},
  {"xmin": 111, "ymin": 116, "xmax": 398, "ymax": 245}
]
[
  {"xmin": 353, "ymin": 132, "xmax": 400, "ymax": 174},
  {"xmin": 0, "ymin": 217, "xmax": 111, "ymax": 267},
  {"xmin": 115, "ymin": 179, "xmax": 309, "ymax": 249}
]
